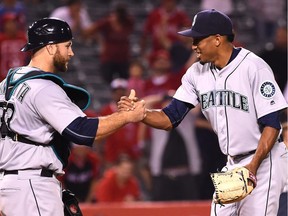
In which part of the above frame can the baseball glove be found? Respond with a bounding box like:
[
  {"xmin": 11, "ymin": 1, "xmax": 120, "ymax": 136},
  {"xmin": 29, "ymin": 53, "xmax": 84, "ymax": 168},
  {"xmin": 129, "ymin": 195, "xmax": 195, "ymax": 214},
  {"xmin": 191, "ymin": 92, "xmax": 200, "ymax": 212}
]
[
  {"xmin": 62, "ymin": 189, "xmax": 83, "ymax": 216},
  {"xmin": 210, "ymin": 167, "xmax": 257, "ymax": 205}
]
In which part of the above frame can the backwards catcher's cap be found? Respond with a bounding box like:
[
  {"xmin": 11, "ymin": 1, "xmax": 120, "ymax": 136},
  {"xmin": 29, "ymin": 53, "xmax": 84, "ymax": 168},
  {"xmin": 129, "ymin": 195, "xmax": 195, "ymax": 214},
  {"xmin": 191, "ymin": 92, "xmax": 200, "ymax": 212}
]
[
  {"xmin": 178, "ymin": 9, "xmax": 233, "ymax": 38},
  {"xmin": 21, "ymin": 17, "xmax": 73, "ymax": 52}
]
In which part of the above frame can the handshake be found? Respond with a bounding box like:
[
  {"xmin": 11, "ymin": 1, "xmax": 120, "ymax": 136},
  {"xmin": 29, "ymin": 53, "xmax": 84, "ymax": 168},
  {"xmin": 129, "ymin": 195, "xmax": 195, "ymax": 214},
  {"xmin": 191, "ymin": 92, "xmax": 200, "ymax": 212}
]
[
  {"xmin": 118, "ymin": 89, "xmax": 147, "ymax": 123},
  {"xmin": 116, "ymin": 88, "xmax": 173, "ymax": 131}
]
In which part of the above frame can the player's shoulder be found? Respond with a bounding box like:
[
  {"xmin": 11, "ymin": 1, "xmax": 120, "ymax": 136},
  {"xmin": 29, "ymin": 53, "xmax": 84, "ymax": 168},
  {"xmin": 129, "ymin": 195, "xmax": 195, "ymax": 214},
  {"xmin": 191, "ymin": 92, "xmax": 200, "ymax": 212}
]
[
  {"xmin": 186, "ymin": 61, "xmax": 210, "ymax": 76},
  {"xmin": 239, "ymin": 48, "xmax": 268, "ymax": 69},
  {"xmin": 11, "ymin": 67, "xmax": 64, "ymax": 94},
  {"xmin": 179, "ymin": 62, "xmax": 211, "ymax": 87},
  {"xmin": 27, "ymin": 78, "xmax": 59, "ymax": 89}
]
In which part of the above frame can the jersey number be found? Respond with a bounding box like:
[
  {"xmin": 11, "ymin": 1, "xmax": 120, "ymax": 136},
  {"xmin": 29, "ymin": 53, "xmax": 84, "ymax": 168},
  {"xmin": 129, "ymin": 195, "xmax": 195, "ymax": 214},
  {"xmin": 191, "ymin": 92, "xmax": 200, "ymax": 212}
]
[{"xmin": 0, "ymin": 101, "xmax": 15, "ymax": 131}]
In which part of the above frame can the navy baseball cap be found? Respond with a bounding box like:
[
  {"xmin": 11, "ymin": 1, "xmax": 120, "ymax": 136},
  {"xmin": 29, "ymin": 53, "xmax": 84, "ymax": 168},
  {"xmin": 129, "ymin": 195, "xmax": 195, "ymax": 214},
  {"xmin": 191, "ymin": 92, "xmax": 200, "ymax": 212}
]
[{"xmin": 178, "ymin": 9, "xmax": 233, "ymax": 38}]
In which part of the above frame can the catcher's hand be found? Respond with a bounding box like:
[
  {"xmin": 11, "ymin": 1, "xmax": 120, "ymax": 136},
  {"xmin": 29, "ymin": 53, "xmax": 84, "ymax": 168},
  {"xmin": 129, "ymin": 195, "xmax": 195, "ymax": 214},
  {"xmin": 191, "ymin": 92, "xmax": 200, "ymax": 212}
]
[{"xmin": 210, "ymin": 167, "xmax": 257, "ymax": 205}]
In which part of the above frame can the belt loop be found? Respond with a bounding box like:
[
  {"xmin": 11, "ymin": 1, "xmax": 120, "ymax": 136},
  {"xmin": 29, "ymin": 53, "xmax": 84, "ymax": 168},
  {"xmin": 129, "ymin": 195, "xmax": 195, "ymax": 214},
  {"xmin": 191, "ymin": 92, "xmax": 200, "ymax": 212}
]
[{"xmin": 40, "ymin": 168, "xmax": 54, "ymax": 177}]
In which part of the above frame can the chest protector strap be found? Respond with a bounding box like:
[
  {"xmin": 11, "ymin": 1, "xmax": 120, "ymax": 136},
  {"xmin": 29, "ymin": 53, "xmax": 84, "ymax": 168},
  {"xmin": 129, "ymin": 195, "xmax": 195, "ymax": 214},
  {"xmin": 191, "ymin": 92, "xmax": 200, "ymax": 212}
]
[{"xmin": 5, "ymin": 69, "xmax": 90, "ymax": 110}]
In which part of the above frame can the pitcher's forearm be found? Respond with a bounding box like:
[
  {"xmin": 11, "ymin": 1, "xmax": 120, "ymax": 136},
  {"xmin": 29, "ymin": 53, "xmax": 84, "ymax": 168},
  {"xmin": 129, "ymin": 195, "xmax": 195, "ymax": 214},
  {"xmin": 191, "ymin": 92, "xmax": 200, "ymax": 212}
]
[
  {"xmin": 142, "ymin": 109, "xmax": 172, "ymax": 130},
  {"xmin": 246, "ymin": 126, "xmax": 280, "ymax": 174}
]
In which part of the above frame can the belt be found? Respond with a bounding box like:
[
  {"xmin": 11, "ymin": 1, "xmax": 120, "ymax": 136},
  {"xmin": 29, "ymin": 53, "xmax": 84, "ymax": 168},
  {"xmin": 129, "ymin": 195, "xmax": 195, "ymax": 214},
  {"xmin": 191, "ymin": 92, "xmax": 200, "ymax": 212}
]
[
  {"xmin": 6, "ymin": 130, "xmax": 42, "ymax": 146},
  {"xmin": 1, "ymin": 168, "xmax": 54, "ymax": 177},
  {"xmin": 231, "ymin": 150, "xmax": 256, "ymax": 161},
  {"xmin": 230, "ymin": 137, "xmax": 283, "ymax": 161}
]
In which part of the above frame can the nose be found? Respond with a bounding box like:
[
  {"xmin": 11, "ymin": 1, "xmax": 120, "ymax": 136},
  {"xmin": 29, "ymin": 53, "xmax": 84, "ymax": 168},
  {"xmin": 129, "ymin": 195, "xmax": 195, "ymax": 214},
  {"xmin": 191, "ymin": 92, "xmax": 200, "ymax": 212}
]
[{"xmin": 69, "ymin": 48, "xmax": 74, "ymax": 57}]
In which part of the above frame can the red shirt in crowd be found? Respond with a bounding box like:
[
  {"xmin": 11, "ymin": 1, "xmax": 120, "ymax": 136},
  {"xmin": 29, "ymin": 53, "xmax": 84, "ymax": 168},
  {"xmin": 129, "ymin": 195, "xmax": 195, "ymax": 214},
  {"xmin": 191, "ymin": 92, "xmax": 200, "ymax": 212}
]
[
  {"xmin": 96, "ymin": 168, "xmax": 140, "ymax": 202},
  {"xmin": 0, "ymin": 32, "xmax": 28, "ymax": 80},
  {"xmin": 58, "ymin": 147, "xmax": 101, "ymax": 202},
  {"xmin": 143, "ymin": 73, "xmax": 180, "ymax": 97},
  {"xmin": 94, "ymin": 17, "xmax": 134, "ymax": 64},
  {"xmin": 99, "ymin": 103, "xmax": 140, "ymax": 164},
  {"xmin": 143, "ymin": 7, "xmax": 191, "ymax": 52}
]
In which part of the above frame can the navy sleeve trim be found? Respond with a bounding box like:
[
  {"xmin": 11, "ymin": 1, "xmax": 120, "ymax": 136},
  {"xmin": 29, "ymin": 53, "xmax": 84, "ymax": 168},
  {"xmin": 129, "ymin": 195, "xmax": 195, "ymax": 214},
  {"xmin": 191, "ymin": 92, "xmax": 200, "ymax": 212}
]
[
  {"xmin": 258, "ymin": 111, "xmax": 281, "ymax": 130},
  {"xmin": 62, "ymin": 116, "xmax": 99, "ymax": 146},
  {"xmin": 162, "ymin": 98, "xmax": 194, "ymax": 128}
]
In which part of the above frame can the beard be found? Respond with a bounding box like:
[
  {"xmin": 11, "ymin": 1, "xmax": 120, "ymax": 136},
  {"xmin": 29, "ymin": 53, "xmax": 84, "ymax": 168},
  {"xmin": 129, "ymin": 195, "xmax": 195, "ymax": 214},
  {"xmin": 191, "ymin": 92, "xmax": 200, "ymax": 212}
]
[{"xmin": 53, "ymin": 49, "xmax": 68, "ymax": 72}]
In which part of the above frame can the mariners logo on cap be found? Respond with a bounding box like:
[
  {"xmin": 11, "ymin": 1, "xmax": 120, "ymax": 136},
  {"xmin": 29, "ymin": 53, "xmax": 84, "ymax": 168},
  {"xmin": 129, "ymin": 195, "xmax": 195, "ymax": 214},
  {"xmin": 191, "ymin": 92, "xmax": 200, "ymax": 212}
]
[
  {"xmin": 260, "ymin": 81, "xmax": 276, "ymax": 98},
  {"xmin": 192, "ymin": 14, "xmax": 197, "ymax": 26}
]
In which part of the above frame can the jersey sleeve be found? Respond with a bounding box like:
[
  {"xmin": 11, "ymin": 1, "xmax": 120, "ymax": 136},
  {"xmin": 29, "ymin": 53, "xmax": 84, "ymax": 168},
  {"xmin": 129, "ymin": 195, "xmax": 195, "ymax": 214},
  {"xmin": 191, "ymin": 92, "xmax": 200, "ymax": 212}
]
[
  {"xmin": 33, "ymin": 83, "xmax": 85, "ymax": 133},
  {"xmin": 173, "ymin": 66, "xmax": 199, "ymax": 106},
  {"xmin": 250, "ymin": 60, "xmax": 288, "ymax": 118}
]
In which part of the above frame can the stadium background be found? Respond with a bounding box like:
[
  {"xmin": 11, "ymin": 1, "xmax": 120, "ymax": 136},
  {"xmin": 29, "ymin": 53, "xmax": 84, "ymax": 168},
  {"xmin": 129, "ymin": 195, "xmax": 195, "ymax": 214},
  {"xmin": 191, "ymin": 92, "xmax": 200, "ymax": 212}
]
[{"xmin": 4, "ymin": 0, "xmax": 287, "ymax": 215}]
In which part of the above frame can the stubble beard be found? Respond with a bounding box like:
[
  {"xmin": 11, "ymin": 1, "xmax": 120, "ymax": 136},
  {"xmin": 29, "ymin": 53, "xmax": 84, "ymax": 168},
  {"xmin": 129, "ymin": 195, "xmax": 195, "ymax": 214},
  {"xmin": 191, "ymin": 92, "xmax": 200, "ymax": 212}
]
[{"xmin": 53, "ymin": 49, "xmax": 68, "ymax": 72}]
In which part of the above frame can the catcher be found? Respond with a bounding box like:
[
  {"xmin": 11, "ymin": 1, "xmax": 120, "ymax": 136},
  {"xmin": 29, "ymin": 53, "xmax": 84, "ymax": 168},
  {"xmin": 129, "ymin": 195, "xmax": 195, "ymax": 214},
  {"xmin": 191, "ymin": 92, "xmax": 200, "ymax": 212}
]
[
  {"xmin": 118, "ymin": 9, "xmax": 288, "ymax": 216},
  {"xmin": 0, "ymin": 17, "xmax": 145, "ymax": 216}
]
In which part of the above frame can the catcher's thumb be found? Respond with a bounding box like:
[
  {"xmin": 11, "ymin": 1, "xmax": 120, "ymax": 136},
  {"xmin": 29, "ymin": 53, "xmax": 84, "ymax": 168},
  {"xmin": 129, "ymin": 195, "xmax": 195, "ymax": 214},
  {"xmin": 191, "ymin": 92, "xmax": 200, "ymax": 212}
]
[{"xmin": 128, "ymin": 89, "xmax": 136, "ymax": 100}]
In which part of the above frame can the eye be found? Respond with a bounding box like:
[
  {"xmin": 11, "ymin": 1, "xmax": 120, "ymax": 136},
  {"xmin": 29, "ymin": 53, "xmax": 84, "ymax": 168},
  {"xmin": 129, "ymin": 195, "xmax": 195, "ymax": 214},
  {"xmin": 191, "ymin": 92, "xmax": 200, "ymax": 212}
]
[
  {"xmin": 192, "ymin": 39, "xmax": 200, "ymax": 46},
  {"xmin": 192, "ymin": 37, "xmax": 207, "ymax": 46},
  {"xmin": 66, "ymin": 42, "xmax": 72, "ymax": 48}
]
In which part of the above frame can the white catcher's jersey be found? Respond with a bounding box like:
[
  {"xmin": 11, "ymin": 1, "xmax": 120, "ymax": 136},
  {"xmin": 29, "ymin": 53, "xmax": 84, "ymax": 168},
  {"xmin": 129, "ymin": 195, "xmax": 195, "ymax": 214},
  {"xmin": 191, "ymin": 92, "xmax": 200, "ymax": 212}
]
[
  {"xmin": 174, "ymin": 48, "xmax": 287, "ymax": 156},
  {"xmin": 0, "ymin": 67, "xmax": 85, "ymax": 173}
]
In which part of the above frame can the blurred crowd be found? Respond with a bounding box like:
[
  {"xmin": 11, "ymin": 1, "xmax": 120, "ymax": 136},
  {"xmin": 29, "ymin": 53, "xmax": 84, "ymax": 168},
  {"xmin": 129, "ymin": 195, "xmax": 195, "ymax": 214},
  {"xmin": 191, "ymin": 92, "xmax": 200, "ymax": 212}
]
[{"xmin": 0, "ymin": 0, "xmax": 287, "ymax": 204}]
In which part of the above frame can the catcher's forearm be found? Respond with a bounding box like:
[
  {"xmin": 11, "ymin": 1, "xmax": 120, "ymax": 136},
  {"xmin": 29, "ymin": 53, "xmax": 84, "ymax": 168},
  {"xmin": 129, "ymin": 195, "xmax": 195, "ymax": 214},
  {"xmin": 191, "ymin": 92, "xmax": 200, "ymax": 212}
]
[
  {"xmin": 247, "ymin": 126, "xmax": 280, "ymax": 174},
  {"xmin": 95, "ymin": 113, "xmax": 129, "ymax": 141}
]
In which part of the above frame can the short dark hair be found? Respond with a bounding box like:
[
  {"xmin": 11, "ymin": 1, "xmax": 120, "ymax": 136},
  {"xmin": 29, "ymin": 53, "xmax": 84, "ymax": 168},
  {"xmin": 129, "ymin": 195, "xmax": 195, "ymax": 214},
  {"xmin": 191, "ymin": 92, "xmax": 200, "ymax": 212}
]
[
  {"xmin": 66, "ymin": 0, "xmax": 81, "ymax": 6},
  {"xmin": 227, "ymin": 34, "xmax": 235, "ymax": 43},
  {"xmin": 114, "ymin": 3, "xmax": 131, "ymax": 25}
]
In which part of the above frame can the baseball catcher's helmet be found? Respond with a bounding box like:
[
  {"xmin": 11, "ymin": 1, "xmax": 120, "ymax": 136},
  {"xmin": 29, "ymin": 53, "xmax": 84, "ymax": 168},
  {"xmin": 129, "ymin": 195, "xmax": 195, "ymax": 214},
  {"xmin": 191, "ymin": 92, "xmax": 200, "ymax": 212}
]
[{"xmin": 21, "ymin": 17, "xmax": 73, "ymax": 52}]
